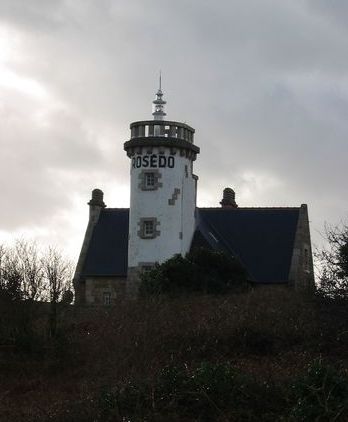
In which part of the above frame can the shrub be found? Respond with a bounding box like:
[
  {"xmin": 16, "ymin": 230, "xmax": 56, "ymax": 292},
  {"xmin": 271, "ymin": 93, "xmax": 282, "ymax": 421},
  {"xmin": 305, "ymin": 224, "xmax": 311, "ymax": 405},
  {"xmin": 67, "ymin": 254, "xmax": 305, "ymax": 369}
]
[
  {"xmin": 105, "ymin": 362, "xmax": 285, "ymax": 421},
  {"xmin": 139, "ymin": 248, "xmax": 248, "ymax": 296},
  {"xmin": 187, "ymin": 247, "xmax": 247, "ymax": 291},
  {"xmin": 290, "ymin": 359, "xmax": 348, "ymax": 421}
]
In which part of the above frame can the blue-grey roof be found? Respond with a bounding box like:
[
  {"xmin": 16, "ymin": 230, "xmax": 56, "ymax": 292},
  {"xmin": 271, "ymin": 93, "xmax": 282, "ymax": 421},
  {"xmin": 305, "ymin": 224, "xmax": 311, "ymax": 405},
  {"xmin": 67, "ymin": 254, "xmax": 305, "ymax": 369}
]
[
  {"xmin": 81, "ymin": 207, "xmax": 299, "ymax": 283},
  {"xmin": 196, "ymin": 208, "xmax": 300, "ymax": 283},
  {"xmin": 82, "ymin": 209, "xmax": 129, "ymax": 277}
]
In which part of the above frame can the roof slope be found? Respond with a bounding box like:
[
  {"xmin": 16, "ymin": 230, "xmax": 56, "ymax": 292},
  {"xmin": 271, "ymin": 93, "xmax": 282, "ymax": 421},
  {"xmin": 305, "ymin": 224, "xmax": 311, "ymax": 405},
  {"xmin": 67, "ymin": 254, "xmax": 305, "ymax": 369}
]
[
  {"xmin": 82, "ymin": 209, "xmax": 129, "ymax": 277},
  {"xmin": 81, "ymin": 207, "xmax": 299, "ymax": 283},
  {"xmin": 196, "ymin": 208, "xmax": 300, "ymax": 283}
]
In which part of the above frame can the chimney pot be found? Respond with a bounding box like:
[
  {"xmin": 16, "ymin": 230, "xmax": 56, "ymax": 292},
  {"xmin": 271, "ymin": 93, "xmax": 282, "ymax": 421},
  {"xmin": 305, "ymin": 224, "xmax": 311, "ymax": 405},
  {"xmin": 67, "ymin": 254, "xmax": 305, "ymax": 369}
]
[
  {"xmin": 220, "ymin": 187, "xmax": 238, "ymax": 208},
  {"xmin": 88, "ymin": 188, "xmax": 106, "ymax": 208}
]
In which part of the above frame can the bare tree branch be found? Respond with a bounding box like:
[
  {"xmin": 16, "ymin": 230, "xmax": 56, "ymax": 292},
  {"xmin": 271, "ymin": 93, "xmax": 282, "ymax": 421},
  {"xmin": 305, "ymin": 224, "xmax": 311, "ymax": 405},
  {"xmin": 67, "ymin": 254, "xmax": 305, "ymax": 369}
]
[{"xmin": 316, "ymin": 222, "xmax": 348, "ymax": 298}]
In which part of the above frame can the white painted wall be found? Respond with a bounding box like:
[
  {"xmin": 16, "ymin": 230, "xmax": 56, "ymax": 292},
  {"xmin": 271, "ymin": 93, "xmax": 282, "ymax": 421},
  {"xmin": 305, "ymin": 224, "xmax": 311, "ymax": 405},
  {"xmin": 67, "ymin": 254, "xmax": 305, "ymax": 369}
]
[{"xmin": 128, "ymin": 146, "xmax": 197, "ymax": 268}]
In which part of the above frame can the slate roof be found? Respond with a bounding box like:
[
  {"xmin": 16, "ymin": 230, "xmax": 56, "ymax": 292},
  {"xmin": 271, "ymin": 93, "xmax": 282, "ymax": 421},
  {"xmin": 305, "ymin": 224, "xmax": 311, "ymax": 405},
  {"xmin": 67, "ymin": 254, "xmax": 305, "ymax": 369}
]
[
  {"xmin": 81, "ymin": 207, "xmax": 300, "ymax": 283},
  {"xmin": 196, "ymin": 208, "xmax": 300, "ymax": 283},
  {"xmin": 82, "ymin": 209, "xmax": 129, "ymax": 277}
]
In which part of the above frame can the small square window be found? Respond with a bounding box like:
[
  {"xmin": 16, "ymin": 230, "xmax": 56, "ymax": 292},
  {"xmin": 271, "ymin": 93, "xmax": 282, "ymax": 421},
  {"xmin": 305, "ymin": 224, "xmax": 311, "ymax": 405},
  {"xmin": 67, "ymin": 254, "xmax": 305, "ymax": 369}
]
[
  {"xmin": 138, "ymin": 218, "xmax": 159, "ymax": 239},
  {"xmin": 142, "ymin": 265, "xmax": 153, "ymax": 273},
  {"xmin": 139, "ymin": 170, "xmax": 162, "ymax": 191},
  {"xmin": 103, "ymin": 292, "xmax": 111, "ymax": 305},
  {"xmin": 144, "ymin": 220, "xmax": 154, "ymax": 237},
  {"xmin": 145, "ymin": 172, "xmax": 155, "ymax": 188}
]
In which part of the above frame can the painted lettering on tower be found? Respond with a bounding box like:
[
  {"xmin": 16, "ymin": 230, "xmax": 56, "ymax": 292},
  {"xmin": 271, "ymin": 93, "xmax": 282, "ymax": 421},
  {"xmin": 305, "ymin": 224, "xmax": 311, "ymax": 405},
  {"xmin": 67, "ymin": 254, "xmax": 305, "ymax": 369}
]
[{"xmin": 132, "ymin": 154, "xmax": 175, "ymax": 169}]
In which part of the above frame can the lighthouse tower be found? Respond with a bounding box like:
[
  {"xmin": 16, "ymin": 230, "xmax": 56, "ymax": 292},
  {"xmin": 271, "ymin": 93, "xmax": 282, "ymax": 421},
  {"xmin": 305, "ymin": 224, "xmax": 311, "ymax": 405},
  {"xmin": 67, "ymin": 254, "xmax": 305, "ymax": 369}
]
[{"xmin": 124, "ymin": 81, "xmax": 200, "ymax": 292}]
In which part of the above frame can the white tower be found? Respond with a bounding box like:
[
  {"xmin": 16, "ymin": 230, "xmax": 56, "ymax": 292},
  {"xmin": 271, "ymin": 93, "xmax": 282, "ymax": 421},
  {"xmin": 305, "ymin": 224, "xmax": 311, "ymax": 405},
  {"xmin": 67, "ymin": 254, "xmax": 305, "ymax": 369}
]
[{"xmin": 124, "ymin": 81, "xmax": 200, "ymax": 293}]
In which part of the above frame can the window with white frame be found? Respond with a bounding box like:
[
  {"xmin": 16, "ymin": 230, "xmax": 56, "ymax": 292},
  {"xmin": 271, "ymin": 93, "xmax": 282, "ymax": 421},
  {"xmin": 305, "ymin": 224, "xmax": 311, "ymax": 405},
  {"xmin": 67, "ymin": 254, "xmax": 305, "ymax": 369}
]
[
  {"xmin": 139, "ymin": 170, "xmax": 162, "ymax": 191},
  {"xmin": 142, "ymin": 265, "xmax": 154, "ymax": 273},
  {"xmin": 138, "ymin": 217, "xmax": 160, "ymax": 239},
  {"xmin": 145, "ymin": 172, "xmax": 155, "ymax": 189},
  {"xmin": 103, "ymin": 292, "xmax": 111, "ymax": 305},
  {"xmin": 143, "ymin": 220, "xmax": 154, "ymax": 237}
]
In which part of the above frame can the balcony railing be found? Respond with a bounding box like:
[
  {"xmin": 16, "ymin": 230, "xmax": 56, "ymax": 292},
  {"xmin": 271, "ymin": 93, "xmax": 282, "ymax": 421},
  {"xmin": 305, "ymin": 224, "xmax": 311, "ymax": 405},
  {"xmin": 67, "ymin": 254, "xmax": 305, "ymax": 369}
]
[{"xmin": 130, "ymin": 120, "xmax": 195, "ymax": 144}]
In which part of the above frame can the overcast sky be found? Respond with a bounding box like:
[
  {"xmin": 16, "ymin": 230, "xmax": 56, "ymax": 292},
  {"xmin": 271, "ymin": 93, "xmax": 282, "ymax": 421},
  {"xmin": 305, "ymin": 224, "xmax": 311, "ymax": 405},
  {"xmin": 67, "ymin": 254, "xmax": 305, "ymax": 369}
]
[{"xmin": 0, "ymin": 0, "xmax": 347, "ymax": 260}]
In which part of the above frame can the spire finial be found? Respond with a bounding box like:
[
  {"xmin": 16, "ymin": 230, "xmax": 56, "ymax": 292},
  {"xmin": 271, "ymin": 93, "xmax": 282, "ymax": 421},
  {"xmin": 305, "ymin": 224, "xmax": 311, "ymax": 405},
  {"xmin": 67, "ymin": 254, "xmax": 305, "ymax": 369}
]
[{"xmin": 152, "ymin": 73, "xmax": 166, "ymax": 120}]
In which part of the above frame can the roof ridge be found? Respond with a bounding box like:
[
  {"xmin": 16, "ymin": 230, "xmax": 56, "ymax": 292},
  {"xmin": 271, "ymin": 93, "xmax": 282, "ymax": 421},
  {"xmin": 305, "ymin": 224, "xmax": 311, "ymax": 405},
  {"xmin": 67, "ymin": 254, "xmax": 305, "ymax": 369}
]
[
  {"xmin": 198, "ymin": 207, "xmax": 301, "ymax": 210},
  {"xmin": 102, "ymin": 208, "xmax": 130, "ymax": 211}
]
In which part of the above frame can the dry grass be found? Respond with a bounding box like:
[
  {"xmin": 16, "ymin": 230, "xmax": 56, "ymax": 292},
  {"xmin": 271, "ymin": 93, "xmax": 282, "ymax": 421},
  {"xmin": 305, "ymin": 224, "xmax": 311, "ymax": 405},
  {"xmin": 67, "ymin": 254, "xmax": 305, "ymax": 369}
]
[{"xmin": 0, "ymin": 288, "xmax": 347, "ymax": 421}]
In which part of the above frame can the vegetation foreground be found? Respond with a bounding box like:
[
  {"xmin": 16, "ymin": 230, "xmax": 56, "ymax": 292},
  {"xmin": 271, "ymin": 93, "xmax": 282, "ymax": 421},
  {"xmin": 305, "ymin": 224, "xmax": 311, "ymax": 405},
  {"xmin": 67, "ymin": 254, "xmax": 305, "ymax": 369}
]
[{"xmin": 0, "ymin": 289, "xmax": 348, "ymax": 421}]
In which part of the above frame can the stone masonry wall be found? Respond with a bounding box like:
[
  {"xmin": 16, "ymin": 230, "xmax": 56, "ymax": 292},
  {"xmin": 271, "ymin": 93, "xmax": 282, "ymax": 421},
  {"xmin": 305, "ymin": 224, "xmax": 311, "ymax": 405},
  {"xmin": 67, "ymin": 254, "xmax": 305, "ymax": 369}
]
[
  {"xmin": 85, "ymin": 277, "xmax": 127, "ymax": 305},
  {"xmin": 288, "ymin": 204, "xmax": 315, "ymax": 290}
]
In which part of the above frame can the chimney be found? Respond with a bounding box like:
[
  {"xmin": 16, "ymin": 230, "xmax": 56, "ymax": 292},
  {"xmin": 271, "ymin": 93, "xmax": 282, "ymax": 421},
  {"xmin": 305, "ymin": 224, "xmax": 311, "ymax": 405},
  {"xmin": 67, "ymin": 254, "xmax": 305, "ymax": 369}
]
[
  {"xmin": 220, "ymin": 187, "xmax": 238, "ymax": 208},
  {"xmin": 73, "ymin": 189, "xmax": 106, "ymax": 302},
  {"xmin": 88, "ymin": 188, "xmax": 106, "ymax": 222}
]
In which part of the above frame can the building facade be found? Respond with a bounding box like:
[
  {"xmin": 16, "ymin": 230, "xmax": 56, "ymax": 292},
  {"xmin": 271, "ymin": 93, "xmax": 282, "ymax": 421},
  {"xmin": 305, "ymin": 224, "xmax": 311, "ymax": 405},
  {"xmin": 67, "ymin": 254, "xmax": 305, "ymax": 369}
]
[{"xmin": 73, "ymin": 85, "xmax": 314, "ymax": 305}]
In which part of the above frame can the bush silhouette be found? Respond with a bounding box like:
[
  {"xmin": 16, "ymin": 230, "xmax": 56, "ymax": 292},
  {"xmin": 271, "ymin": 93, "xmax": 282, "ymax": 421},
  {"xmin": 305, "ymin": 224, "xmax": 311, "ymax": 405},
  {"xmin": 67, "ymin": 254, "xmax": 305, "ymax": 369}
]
[{"xmin": 139, "ymin": 248, "xmax": 248, "ymax": 296}]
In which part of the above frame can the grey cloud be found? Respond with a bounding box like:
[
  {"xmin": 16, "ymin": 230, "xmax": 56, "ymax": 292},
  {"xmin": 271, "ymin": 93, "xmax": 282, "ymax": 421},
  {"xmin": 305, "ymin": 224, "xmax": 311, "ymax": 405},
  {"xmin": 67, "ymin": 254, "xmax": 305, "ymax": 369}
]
[
  {"xmin": 0, "ymin": 90, "xmax": 106, "ymax": 230},
  {"xmin": 0, "ymin": 0, "xmax": 347, "ymax": 252},
  {"xmin": 307, "ymin": 0, "xmax": 348, "ymax": 29}
]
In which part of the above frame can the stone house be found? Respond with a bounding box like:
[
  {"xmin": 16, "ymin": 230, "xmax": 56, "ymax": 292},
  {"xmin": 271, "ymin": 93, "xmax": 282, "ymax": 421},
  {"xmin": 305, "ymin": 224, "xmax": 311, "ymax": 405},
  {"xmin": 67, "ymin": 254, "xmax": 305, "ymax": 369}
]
[{"xmin": 73, "ymin": 84, "xmax": 314, "ymax": 305}]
